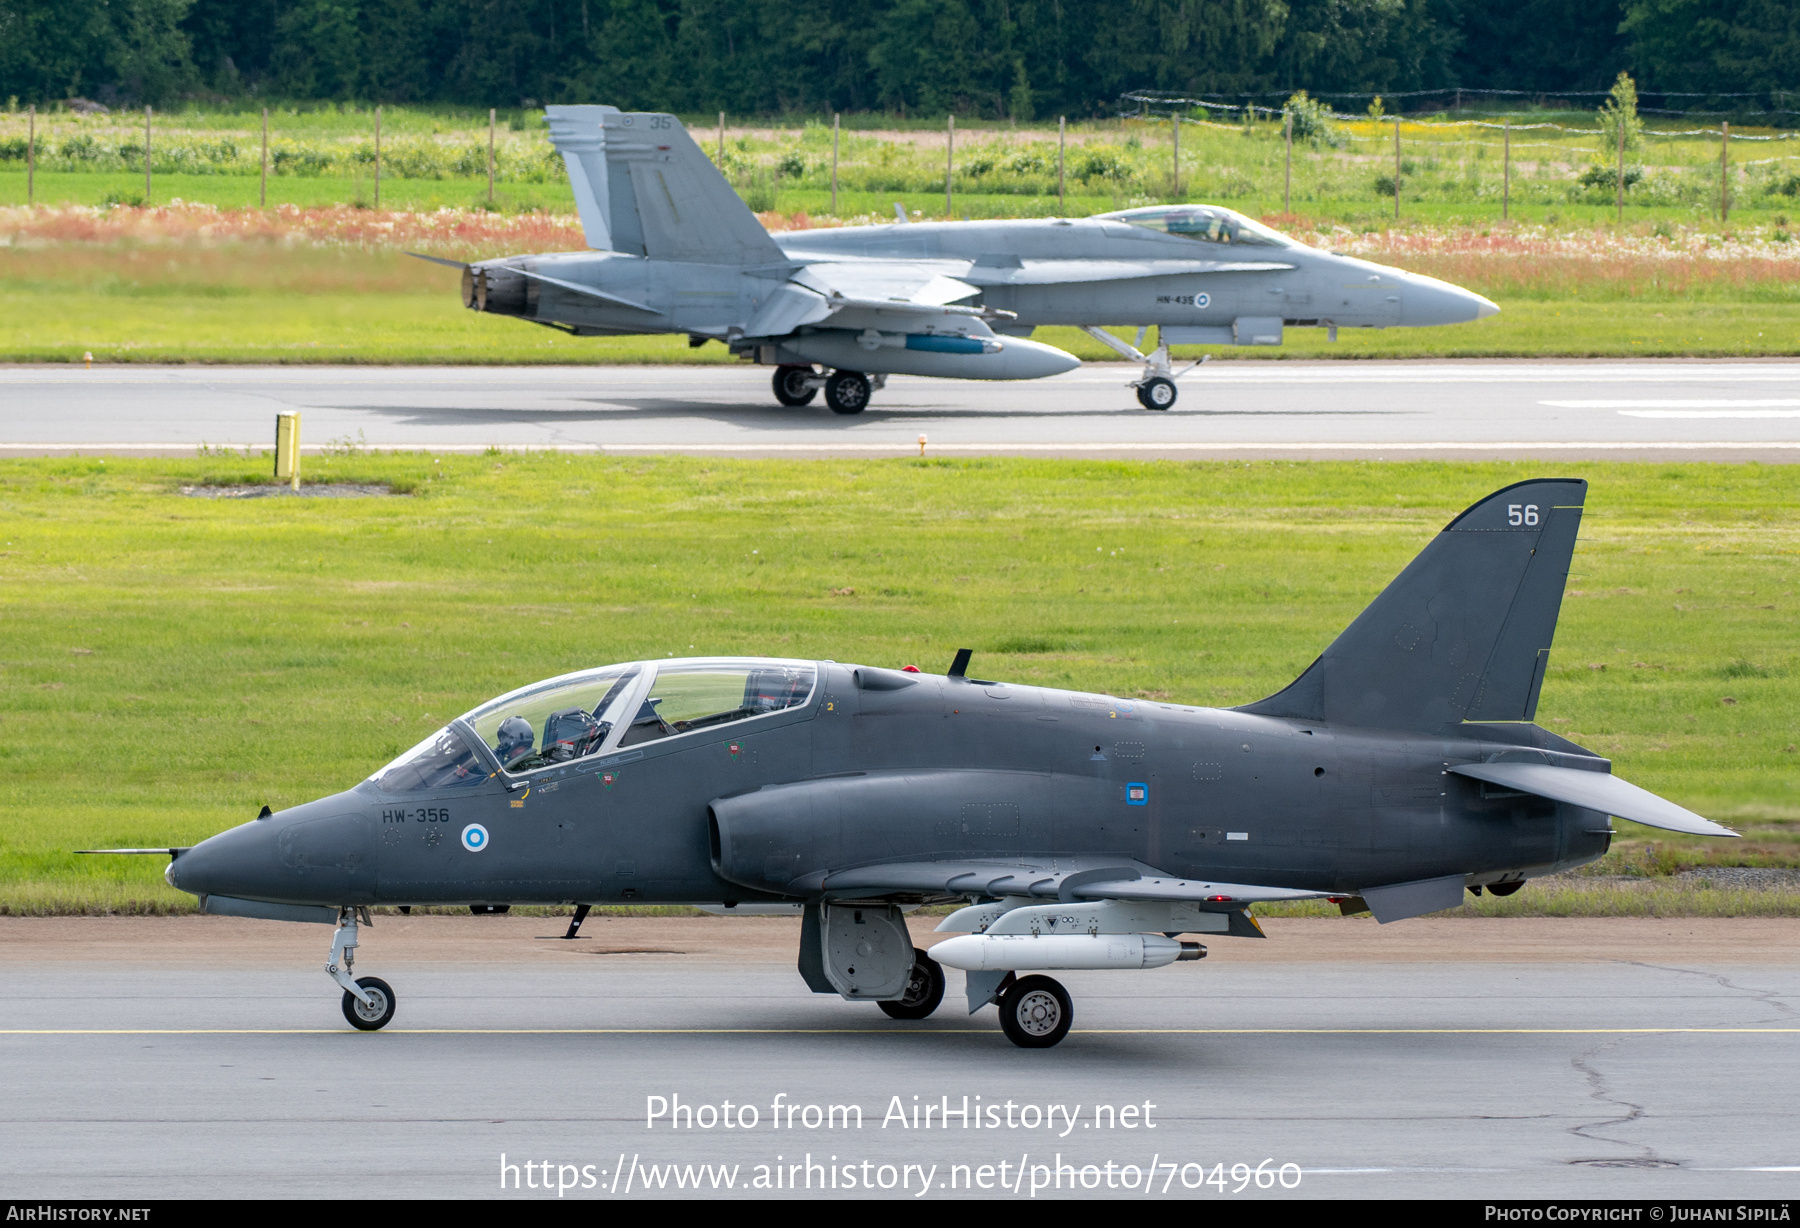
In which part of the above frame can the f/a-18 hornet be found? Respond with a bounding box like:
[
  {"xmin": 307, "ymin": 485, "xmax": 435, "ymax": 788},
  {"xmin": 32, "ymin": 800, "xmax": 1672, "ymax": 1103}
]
[
  {"xmin": 102, "ymin": 480, "xmax": 1733, "ymax": 1047},
  {"xmin": 416, "ymin": 106, "xmax": 1495, "ymax": 412}
]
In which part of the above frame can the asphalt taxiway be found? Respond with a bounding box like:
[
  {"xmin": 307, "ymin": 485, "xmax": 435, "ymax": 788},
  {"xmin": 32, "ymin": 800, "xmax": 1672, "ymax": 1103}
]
[
  {"xmin": 4, "ymin": 915, "xmax": 1796, "ymax": 1199},
  {"xmin": 4, "ymin": 360, "xmax": 1800, "ymax": 460}
]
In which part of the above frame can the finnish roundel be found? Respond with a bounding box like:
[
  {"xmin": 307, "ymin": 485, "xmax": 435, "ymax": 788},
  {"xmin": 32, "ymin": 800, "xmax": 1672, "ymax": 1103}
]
[
  {"xmin": 461, "ymin": 823, "xmax": 490, "ymax": 853},
  {"xmin": 1194, "ymin": 292, "xmax": 1211, "ymax": 309}
]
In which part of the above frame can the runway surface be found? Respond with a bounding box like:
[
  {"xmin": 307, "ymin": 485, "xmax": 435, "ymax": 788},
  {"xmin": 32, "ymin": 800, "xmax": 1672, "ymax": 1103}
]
[
  {"xmin": 5, "ymin": 915, "xmax": 1797, "ymax": 1199},
  {"xmin": 5, "ymin": 360, "xmax": 1800, "ymax": 461}
]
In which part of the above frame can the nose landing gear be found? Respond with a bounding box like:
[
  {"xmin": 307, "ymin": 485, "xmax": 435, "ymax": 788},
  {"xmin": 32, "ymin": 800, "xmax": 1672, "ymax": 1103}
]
[
  {"xmin": 1078, "ymin": 326, "xmax": 1209, "ymax": 411},
  {"xmin": 327, "ymin": 906, "xmax": 396, "ymax": 1031}
]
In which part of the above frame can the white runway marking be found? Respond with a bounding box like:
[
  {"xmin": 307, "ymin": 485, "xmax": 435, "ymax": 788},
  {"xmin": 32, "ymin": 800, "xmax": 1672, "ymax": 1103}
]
[
  {"xmin": 1543, "ymin": 399, "xmax": 1800, "ymax": 409},
  {"xmin": 6, "ymin": 361, "xmax": 1799, "ymax": 459}
]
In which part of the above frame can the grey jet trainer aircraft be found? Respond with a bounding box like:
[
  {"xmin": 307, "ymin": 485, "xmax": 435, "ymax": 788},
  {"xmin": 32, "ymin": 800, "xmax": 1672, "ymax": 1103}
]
[
  {"xmin": 99, "ymin": 480, "xmax": 1736, "ymax": 1047},
  {"xmin": 417, "ymin": 106, "xmax": 1496, "ymax": 412}
]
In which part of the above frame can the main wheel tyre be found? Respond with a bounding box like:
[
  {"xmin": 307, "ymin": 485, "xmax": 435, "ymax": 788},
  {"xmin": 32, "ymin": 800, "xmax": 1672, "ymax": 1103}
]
[
  {"xmin": 1137, "ymin": 377, "xmax": 1177, "ymax": 410},
  {"xmin": 772, "ymin": 365, "xmax": 818, "ymax": 407},
  {"xmin": 342, "ymin": 976, "xmax": 396, "ymax": 1031},
  {"xmin": 825, "ymin": 371, "xmax": 872, "ymax": 415},
  {"xmin": 997, "ymin": 974, "xmax": 1072, "ymax": 1048},
  {"xmin": 879, "ymin": 948, "xmax": 946, "ymax": 1020}
]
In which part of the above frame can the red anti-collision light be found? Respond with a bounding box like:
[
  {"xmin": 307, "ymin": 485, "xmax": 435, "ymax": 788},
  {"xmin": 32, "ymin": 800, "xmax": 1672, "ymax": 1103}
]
[
  {"xmin": 1207, "ymin": 895, "xmax": 1234, "ymax": 902},
  {"xmin": 900, "ymin": 665, "xmax": 919, "ymax": 672}
]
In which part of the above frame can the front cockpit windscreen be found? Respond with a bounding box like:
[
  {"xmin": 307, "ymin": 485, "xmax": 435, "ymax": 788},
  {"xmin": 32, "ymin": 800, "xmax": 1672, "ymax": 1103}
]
[
  {"xmin": 462, "ymin": 665, "xmax": 642, "ymax": 774},
  {"xmin": 619, "ymin": 663, "xmax": 816, "ymax": 748},
  {"xmin": 1101, "ymin": 205, "xmax": 1292, "ymax": 248},
  {"xmin": 369, "ymin": 726, "xmax": 492, "ymax": 793}
]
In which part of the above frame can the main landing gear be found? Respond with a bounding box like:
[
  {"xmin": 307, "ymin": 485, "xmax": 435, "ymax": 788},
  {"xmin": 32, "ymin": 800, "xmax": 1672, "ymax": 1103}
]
[
  {"xmin": 328, "ymin": 906, "xmax": 396, "ymax": 1031},
  {"xmin": 997, "ymin": 975, "xmax": 1073, "ymax": 1049},
  {"xmin": 1078, "ymin": 326, "xmax": 1209, "ymax": 411},
  {"xmin": 771, "ymin": 365, "xmax": 886, "ymax": 415},
  {"xmin": 878, "ymin": 947, "xmax": 947, "ymax": 1020}
]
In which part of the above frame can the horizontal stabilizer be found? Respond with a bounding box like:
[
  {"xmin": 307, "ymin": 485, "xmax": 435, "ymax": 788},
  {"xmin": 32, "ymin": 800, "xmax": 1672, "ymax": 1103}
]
[
  {"xmin": 504, "ymin": 265, "xmax": 660, "ymax": 315},
  {"xmin": 1449, "ymin": 762, "xmax": 1736, "ymax": 837},
  {"xmin": 1360, "ymin": 874, "xmax": 1465, "ymax": 924}
]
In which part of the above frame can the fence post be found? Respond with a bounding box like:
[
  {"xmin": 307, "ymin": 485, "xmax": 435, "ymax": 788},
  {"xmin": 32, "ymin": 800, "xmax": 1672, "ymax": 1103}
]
[
  {"xmin": 144, "ymin": 106, "xmax": 152, "ymax": 203},
  {"xmin": 1501, "ymin": 118, "xmax": 1509, "ymax": 222},
  {"xmin": 1615, "ymin": 116, "xmax": 1624, "ymax": 226},
  {"xmin": 946, "ymin": 113, "xmax": 954, "ymax": 217},
  {"xmin": 26, "ymin": 104, "xmax": 33, "ymax": 206},
  {"xmin": 1392, "ymin": 115, "xmax": 1401, "ymax": 221},
  {"xmin": 374, "ymin": 105, "xmax": 381, "ymax": 209},
  {"xmin": 1172, "ymin": 112, "xmax": 1180, "ymax": 199},
  {"xmin": 1283, "ymin": 110, "xmax": 1292, "ymax": 213},
  {"xmin": 260, "ymin": 107, "xmax": 269, "ymax": 207},
  {"xmin": 831, "ymin": 112, "xmax": 839, "ymax": 214},
  {"xmin": 1720, "ymin": 121, "xmax": 1730, "ymax": 223},
  {"xmin": 1057, "ymin": 116, "xmax": 1065, "ymax": 212},
  {"xmin": 488, "ymin": 107, "xmax": 496, "ymax": 203}
]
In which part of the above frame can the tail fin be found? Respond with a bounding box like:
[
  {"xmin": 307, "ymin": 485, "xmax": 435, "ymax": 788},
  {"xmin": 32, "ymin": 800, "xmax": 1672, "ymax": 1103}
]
[
  {"xmin": 544, "ymin": 105, "xmax": 784, "ymax": 266},
  {"xmin": 1238, "ymin": 479, "xmax": 1587, "ymax": 733}
]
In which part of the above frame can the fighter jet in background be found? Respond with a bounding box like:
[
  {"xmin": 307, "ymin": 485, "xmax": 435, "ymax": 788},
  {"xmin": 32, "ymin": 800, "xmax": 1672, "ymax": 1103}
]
[
  {"xmin": 97, "ymin": 480, "xmax": 1736, "ymax": 1047},
  {"xmin": 418, "ymin": 106, "xmax": 1496, "ymax": 412}
]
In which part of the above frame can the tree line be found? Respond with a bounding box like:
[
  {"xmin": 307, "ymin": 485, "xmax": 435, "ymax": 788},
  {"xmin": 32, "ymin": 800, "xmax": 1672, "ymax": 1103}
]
[{"xmin": 2, "ymin": 0, "xmax": 1795, "ymax": 117}]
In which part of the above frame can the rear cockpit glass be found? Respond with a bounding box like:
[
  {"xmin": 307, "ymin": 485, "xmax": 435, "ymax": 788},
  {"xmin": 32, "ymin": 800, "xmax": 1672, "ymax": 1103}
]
[
  {"xmin": 462, "ymin": 666, "xmax": 641, "ymax": 774},
  {"xmin": 371, "ymin": 727, "xmax": 491, "ymax": 793},
  {"xmin": 620, "ymin": 663, "xmax": 816, "ymax": 748},
  {"xmin": 1103, "ymin": 205, "xmax": 1291, "ymax": 248}
]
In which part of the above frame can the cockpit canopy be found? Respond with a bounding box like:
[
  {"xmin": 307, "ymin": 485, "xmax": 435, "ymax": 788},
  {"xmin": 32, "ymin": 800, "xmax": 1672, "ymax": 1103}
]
[
  {"xmin": 1098, "ymin": 205, "xmax": 1292, "ymax": 248},
  {"xmin": 368, "ymin": 658, "xmax": 818, "ymax": 794}
]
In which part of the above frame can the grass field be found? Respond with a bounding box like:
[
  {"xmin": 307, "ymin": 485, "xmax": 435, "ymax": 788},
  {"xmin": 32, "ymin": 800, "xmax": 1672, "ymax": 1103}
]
[
  {"xmin": 3, "ymin": 204, "xmax": 1797, "ymax": 362},
  {"xmin": 1, "ymin": 458, "xmax": 1795, "ymax": 914},
  {"xmin": 4, "ymin": 103, "xmax": 1798, "ymax": 228}
]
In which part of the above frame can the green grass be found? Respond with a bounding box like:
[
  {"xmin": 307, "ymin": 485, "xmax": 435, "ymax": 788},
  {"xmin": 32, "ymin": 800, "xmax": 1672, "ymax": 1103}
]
[
  {"xmin": 6, "ymin": 104, "xmax": 1799, "ymax": 227},
  {"xmin": 1, "ymin": 458, "xmax": 1797, "ymax": 913},
  {"xmin": 1, "ymin": 294, "xmax": 1793, "ymax": 364}
]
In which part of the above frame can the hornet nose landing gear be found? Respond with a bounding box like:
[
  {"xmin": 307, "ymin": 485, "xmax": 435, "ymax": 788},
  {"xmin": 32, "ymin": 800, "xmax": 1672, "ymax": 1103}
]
[
  {"xmin": 1078, "ymin": 326, "xmax": 1209, "ymax": 411},
  {"xmin": 327, "ymin": 906, "xmax": 396, "ymax": 1031}
]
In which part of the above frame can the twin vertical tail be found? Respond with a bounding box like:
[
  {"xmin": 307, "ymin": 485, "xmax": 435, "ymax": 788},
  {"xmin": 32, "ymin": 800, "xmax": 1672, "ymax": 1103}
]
[
  {"xmin": 1238, "ymin": 479, "xmax": 1588, "ymax": 733},
  {"xmin": 543, "ymin": 105, "xmax": 784, "ymax": 267}
]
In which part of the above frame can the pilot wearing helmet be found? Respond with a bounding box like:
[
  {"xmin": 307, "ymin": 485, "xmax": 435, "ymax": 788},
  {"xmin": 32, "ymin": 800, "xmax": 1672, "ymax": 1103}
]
[{"xmin": 494, "ymin": 716, "xmax": 536, "ymax": 769}]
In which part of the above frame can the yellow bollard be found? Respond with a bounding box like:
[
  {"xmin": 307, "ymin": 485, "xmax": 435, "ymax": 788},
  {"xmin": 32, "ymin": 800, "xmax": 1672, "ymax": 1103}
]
[
  {"xmin": 274, "ymin": 412, "xmax": 301, "ymax": 491},
  {"xmin": 83, "ymin": 351, "xmax": 92, "ymax": 369},
  {"xmin": 918, "ymin": 433, "xmax": 928, "ymax": 456}
]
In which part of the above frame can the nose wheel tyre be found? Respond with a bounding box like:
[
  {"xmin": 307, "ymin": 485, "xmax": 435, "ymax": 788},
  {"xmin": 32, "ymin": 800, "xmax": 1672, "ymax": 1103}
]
[
  {"xmin": 1136, "ymin": 377, "xmax": 1177, "ymax": 410},
  {"xmin": 773, "ymin": 364, "xmax": 819, "ymax": 407},
  {"xmin": 878, "ymin": 948, "xmax": 946, "ymax": 1020},
  {"xmin": 342, "ymin": 976, "xmax": 396, "ymax": 1031},
  {"xmin": 825, "ymin": 371, "xmax": 872, "ymax": 415},
  {"xmin": 997, "ymin": 974, "xmax": 1072, "ymax": 1048}
]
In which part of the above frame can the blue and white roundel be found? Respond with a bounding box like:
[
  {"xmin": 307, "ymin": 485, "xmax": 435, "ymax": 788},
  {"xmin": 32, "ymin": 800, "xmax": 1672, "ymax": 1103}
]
[
  {"xmin": 1194, "ymin": 292, "xmax": 1211, "ymax": 309},
  {"xmin": 461, "ymin": 823, "xmax": 490, "ymax": 853}
]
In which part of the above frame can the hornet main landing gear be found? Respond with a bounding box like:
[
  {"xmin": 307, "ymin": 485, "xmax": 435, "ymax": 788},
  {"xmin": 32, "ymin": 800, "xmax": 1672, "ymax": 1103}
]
[
  {"xmin": 328, "ymin": 906, "xmax": 396, "ymax": 1031},
  {"xmin": 770, "ymin": 365, "xmax": 886, "ymax": 415},
  {"xmin": 1078, "ymin": 326, "xmax": 1209, "ymax": 410}
]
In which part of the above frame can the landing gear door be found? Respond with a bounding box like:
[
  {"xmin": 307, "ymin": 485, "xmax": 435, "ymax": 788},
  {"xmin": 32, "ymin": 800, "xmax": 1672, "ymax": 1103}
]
[{"xmin": 821, "ymin": 903, "xmax": 913, "ymax": 1001}]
